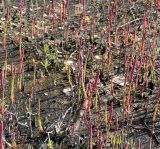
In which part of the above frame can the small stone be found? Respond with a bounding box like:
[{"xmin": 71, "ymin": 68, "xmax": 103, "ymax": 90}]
[
  {"xmin": 95, "ymin": 55, "xmax": 102, "ymax": 60},
  {"xmin": 63, "ymin": 87, "xmax": 72, "ymax": 96},
  {"xmin": 44, "ymin": 92, "xmax": 48, "ymax": 96}
]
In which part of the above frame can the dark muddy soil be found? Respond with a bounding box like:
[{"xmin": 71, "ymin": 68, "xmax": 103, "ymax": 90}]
[{"xmin": 0, "ymin": 0, "xmax": 159, "ymax": 149}]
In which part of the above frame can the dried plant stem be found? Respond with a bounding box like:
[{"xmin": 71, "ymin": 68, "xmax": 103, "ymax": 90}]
[
  {"xmin": 10, "ymin": 64, "xmax": 15, "ymax": 105},
  {"xmin": 37, "ymin": 98, "xmax": 43, "ymax": 132},
  {"xmin": 11, "ymin": 132, "xmax": 17, "ymax": 149}
]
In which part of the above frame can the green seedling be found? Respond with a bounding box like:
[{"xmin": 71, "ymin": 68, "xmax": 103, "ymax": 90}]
[
  {"xmin": 118, "ymin": 135, "xmax": 122, "ymax": 145},
  {"xmin": 41, "ymin": 43, "xmax": 52, "ymax": 74},
  {"xmin": 50, "ymin": 52, "xmax": 56, "ymax": 61},
  {"xmin": 47, "ymin": 138, "xmax": 54, "ymax": 148},
  {"xmin": 129, "ymin": 138, "xmax": 135, "ymax": 148},
  {"xmin": 43, "ymin": 43, "xmax": 49, "ymax": 54},
  {"xmin": 41, "ymin": 59, "xmax": 50, "ymax": 74}
]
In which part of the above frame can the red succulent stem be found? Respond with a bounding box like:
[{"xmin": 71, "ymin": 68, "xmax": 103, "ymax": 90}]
[
  {"xmin": 124, "ymin": 143, "xmax": 127, "ymax": 149},
  {"xmin": 108, "ymin": 32, "xmax": 111, "ymax": 48},
  {"xmin": 124, "ymin": 54, "xmax": 129, "ymax": 85},
  {"xmin": 48, "ymin": 2, "xmax": 51, "ymax": 19},
  {"xmin": 3, "ymin": 113, "xmax": 12, "ymax": 130},
  {"xmin": 5, "ymin": 7, "xmax": 10, "ymax": 23},
  {"xmin": 156, "ymin": 0, "xmax": 160, "ymax": 8},
  {"xmin": 91, "ymin": 0, "xmax": 94, "ymax": 6},
  {"xmin": 114, "ymin": 26, "xmax": 119, "ymax": 47},
  {"xmin": 145, "ymin": 53, "xmax": 149, "ymax": 87},
  {"xmin": 82, "ymin": 0, "xmax": 86, "ymax": 29},
  {"xmin": 141, "ymin": 11, "xmax": 147, "ymax": 53},
  {"xmin": 89, "ymin": 123, "xmax": 93, "ymax": 149},
  {"xmin": 138, "ymin": 139, "xmax": 141, "ymax": 149},
  {"xmin": 132, "ymin": 27, "xmax": 137, "ymax": 50},
  {"xmin": 115, "ymin": 113, "xmax": 119, "ymax": 131},
  {"xmin": 0, "ymin": 73, "xmax": 4, "ymax": 97},
  {"xmin": 125, "ymin": 90, "xmax": 131, "ymax": 114},
  {"xmin": 91, "ymin": 17, "xmax": 95, "ymax": 30},
  {"xmin": 65, "ymin": 23, "xmax": 70, "ymax": 46},
  {"xmin": 98, "ymin": 131, "xmax": 102, "ymax": 149},
  {"xmin": 122, "ymin": 0, "xmax": 125, "ymax": 11},
  {"xmin": 115, "ymin": 0, "xmax": 118, "ymax": 17},
  {"xmin": 97, "ymin": 117, "xmax": 101, "ymax": 149},
  {"xmin": 3, "ymin": 26, "xmax": 7, "ymax": 65},
  {"xmin": 83, "ymin": 9, "xmax": 87, "ymax": 29},
  {"xmin": 19, "ymin": 48, "xmax": 23, "ymax": 74},
  {"xmin": 0, "ymin": 121, "xmax": 3, "ymax": 149},
  {"xmin": 60, "ymin": 1, "xmax": 63, "ymax": 25},
  {"xmin": 149, "ymin": 39, "xmax": 153, "ymax": 53},
  {"xmin": 79, "ymin": 40, "xmax": 84, "ymax": 82},
  {"xmin": 98, "ymin": 95, "xmax": 101, "ymax": 113},
  {"xmin": 43, "ymin": 0, "xmax": 46, "ymax": 10},
  {"xmin": 107, "ymin": 6, "xmax": 113, "ymax": 47},
  {"xmin": 75, "ymin": 28, "xmax": 78, "ymax": 48},
  {"xmin": 33, "ymin": 16, "xmax": 37, "ymax": 36},
  {"xmin": 87, "ymin": 96, "xmax": 91, "ymax": 114},
  {"xmin": 0, "ymin": 71, "xmax": 5, "ymax": 115},
  {"xmin": 158, "ymin": 87, "xmax": 160, "ymax": 101},
  {"xmin": 82, "ymin": 0, "xmax": 85, "ymax": 10},
  {"xmin": 91, "ymin": 44, "xmax": 95, "ymax": 60},
  {"xmin": 93, "ymin": 70, "xmax": 100, "ymax": 91},
  {"xmin": 42, "ymin": 2, "xmax": 45, "ymax": 32},
  {"xmin": 154, "ymin": 18, "xmax": 158, "ymax": 47},
  {"xmin": 135, "ymin": 59, "xmax": 142, "ymax": 87},
  {"xmin": 109, "ymin": 6, "xmax": 113, "ymax": 25},
  {"xmin": 129, "ymin": 55, "xmax": 136, "ymax": 84},
  {"xmin": 148, "ymin": 17, "xmax": 151, "ymax": 34},
  {"xmin": 51, "ymin": 0, "xmax": 55, "ymax": 32},
  {"xmin": 64, "ymin": 0, "xmax": 68, "ymax": 19},
  {"xmin": 108, "ymin": 102, "xmax": 113, "ymax": 130},
  {"xmin": 124, "ymin": 24, "xmax": 130, "ymax": 47}
]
